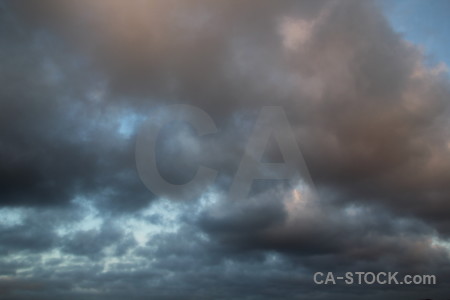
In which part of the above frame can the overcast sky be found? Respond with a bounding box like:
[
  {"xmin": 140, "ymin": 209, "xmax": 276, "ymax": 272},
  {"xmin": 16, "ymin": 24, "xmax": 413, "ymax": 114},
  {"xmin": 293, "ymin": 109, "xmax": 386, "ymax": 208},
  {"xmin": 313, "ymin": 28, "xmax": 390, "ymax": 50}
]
[{"xmin": 1, "ymin": 1, "xmax": 450, "ymax": 299}]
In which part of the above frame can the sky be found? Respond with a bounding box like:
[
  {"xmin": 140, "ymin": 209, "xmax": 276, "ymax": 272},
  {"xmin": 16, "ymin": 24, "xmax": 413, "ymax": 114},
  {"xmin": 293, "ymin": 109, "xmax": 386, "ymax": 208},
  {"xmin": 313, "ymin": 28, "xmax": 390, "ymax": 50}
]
[
  {"xmin": 381, "ymin": 0, "xmax": 450, "ymax": 68},
  {"xmin": 1, "ymin": 0, "xmax": 450, "ymax": 299}
]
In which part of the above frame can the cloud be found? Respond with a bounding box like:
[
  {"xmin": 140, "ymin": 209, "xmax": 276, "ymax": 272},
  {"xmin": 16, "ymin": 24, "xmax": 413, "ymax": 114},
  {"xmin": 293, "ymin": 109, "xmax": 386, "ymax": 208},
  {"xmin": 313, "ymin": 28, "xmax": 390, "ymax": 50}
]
[{"xmin": 1, "ymin": 0, "xmax": 450, "ymax": 299}]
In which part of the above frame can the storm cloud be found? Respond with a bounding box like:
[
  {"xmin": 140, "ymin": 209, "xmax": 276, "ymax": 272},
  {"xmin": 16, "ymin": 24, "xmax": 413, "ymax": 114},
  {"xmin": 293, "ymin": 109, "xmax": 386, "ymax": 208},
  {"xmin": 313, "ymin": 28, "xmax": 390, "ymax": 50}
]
[{"xmin": 1, "ymin": 0, "xmax": 450, "ymax": 299}]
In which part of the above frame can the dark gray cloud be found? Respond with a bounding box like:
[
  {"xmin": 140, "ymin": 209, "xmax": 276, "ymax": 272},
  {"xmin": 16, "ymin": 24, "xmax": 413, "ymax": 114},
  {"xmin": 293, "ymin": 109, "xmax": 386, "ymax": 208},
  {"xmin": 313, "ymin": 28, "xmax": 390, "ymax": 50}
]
[
  {"xmin": 0, "ymin": 2, "xmax": 154, "ymax": 211},
  {"xmin": 1, "ymin": 0, "xmax": 450, "ymax": 299}
]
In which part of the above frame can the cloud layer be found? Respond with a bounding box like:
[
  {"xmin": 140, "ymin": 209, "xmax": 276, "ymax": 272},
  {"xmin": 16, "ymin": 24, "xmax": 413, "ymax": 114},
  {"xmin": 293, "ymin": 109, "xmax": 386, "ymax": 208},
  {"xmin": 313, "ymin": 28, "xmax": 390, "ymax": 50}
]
[{"xmin": 1, "ymin": 0, "xmax": 450, "ymax": 299}]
